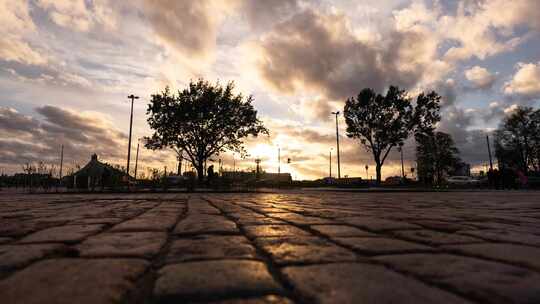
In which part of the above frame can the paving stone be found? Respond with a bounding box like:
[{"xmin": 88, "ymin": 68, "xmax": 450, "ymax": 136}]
[
  {"xmin": 376, "ymin": 253, "xmax": 540, "ymax": 304},
  {"xmin": 78, "ymin": 231, "xmax": 167, "ymax": 258},
  {"xmin": 237, "ymin": 217, "xmax": 287, "ymax": 226},
  {"xmin": 339, "ymin": 217, "xmax": 421, "ymax": 231},
  {"xmin": 333, "ymin": 237, "xmax": 433, "ymax": 255},
  {"xmin": 283, "ymin": 263, "xmax": 469, "ymax": 304},
  {"xmin": 166, "ymin": 235, "xmax": 258, "ymax": 263},
  {"xmin": 18, "ymin": 224, "xmax": 104, "ymax": 244},
  {"xmin": 268, "ymin": 213, "xmax": 337, "ymax": 225},
  {"xmin": 412, "ymin": 220, "xmax": 475, "ymax": 232},
  {"xmin": 310, "ymin": 225, "xmax": 377, "ymax": 237},
  {"xmin": 110, "ymin": 215, "xmax": 178, "ymax": 232},
  {"xmin": 174, "ymin": 215, "xmax": 239, "ymax": 235},
  {"xmin": 0, "ymin": 237, "xmax": 12, "ymax": 244},
  {"xmin": 154, "ymin": 260, "xmax": 282, "ymax": 301},
  {"xmin": 70, "ymin": 217, "xmax": 124, "ymax": 225},
  {"xmin": 207, "ymin": 295, "xmax": 294, "ymax": 304},
  {"xmin": 244, "ymin": 225, "xmax": 311, "ymax": 238},
  {"xmin": 255, "ymin": 236, "xmax": 356, "ymax": 265},
  {"xmin": 0, "ymin": 244, "xmax": 73, "ymax": 271},
  {"xmin": 0, "ymin": 258, "xmax": 148, "ymax": 304},
  {"xmin": 393, "ymin": 229, "xmax": 483, "ymax": 245},
  {"xmin": 443, "ymin": 243, "xmax": 540, "ymax": 271},
  {"xmin": 458, "ymin": 229, "xmax": 540, "ymax": 246}
]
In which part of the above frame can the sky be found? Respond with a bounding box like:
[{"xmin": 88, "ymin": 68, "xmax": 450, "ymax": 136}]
[{"xmin": 1, "ymin": 0, "xmax": 540, "ymax": 180}]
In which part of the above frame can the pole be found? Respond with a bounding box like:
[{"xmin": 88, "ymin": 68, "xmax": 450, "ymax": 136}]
[
  {"xmin": 486, "ymin": 135, "xmax": 493, "ymax": 170},
  {"xmin": 329, "ymin": 149, "xmax": 332, "ymax": 178},
  {"xmin": 59, "ymin": 144, "xmax": 64, "ymax": 180},
  {"xmin": 278, "ymin": 147, "xmax": 281, "ymax": 174},
  {"xmin": 134, "ymin": 141, "xmax": 140, "ymax": 180},
  {"xmin": 126, "ymin": 94, "xmax": 139, "ymax": 176},
  {"xmin": 400, "ymin": 147, "xmax": 405, "ymax": 178},
  {"xmin": 332, "ymin": 112, "xmax": 341, "ymax": 179},
  {"xmin": 58, "ymin": 144, "xmax": 63, "ymax": 191}
]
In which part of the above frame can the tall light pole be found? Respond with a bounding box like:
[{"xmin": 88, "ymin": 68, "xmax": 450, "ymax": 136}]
[
  {"xmin": 278, "ymin": 146, "xmax": 281, "ymax": 174},
  {"xmin": 58, "ymin": 144, "xmax": 64, "ymax": 191},
  {"xmin": 331, "ymin": 111, "xmax": 341, "ymax": 179},
  {"xmin": 134, "ymin": 139, "xmax": 141, "ymax": 180},
  {"xmin": 126, "ymin": 94, "xmax": 139, "ymax": 176},
  {"xmin": 398, "ymin": 144, "xmax": 405, "ymax": 179},
  {"xmin": 59, "ymin": 144, "xmax": 64, "ymax": 180},
  {"xmin": 329, "ymin": 148, "xmax": 333, "ymax": 178},
  {"xmin": 486, "ymin": 134, "xmax": 493, "ymax": 171}
]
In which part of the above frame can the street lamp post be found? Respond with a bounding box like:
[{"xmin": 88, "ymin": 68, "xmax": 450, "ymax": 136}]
[
  {"xmin": 329, "ymin": 148, "xmax": 333, "ymax": 178},
  {"xmin": 486, "ymin": 134, "xmax": 493, "ymax": 171},
  {"xmin": 398, "ymin": 144, "xmax": 405, "ymax": 179},
  {"xmin": 134, "ymin": 139, "xmax": 141, "ymax": 180},
  {"xmin": 278, "ymin": 146, "xmax": 281, "ymax": 174},
  {"xmin": 331, "ymin": 111, "xmax": 341, "ymax": 179},
  {"xmin": 126, "ymin": 94, "xmax": 139, "ymax": 176}
]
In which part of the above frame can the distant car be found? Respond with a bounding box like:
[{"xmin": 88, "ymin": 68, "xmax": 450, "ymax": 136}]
[
  {"xmin": 384, "ymin": 176, "xmax": 403, "ymax": 185},
  {"xmin": 446, "ymin": 176, "xmax": 480, "ymax": 185}
]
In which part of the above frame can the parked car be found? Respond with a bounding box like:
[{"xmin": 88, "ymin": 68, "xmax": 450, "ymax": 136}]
[{"xmin": 446, "ymin": 176, "xmax": 481, "ymax": 186}]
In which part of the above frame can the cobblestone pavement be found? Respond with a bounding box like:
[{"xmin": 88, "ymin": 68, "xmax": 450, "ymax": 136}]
[{"xmin": 1, "ymin": 191, "xmax": 540, "ymax": 303}]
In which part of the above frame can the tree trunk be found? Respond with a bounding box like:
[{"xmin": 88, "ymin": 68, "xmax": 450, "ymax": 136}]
[
  {"xmin": 196, "ymin": 162, "xmax": 205, "ymax": 184},
  {"xmin": 375, "ymin": 163, "xmax": 382, "ymax": 185}
]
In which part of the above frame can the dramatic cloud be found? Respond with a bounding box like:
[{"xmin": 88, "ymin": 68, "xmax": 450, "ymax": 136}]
[
  {"xmin": 464, "ymin": 66, "xmax": 497, "ymax": 90},
  {"xmin": 241, "ymin": 0, "xmax": 300, "ymax": 30},
  {"xmin": 0, "ymin": 105, "xmax": 127, "ymax": 171},
  {"xmin": 504, "ymin": 61, "xmax": 540, "ymax": 98},
  {"xmin": 438, "ymin": 107, "xmax": 490, "ymax": 165},
  {"xmin": 253, "ymin": 9, "xmax": 441, "ymax": 105},
  {"xmin": 36, "ymin": 0, "xmax": 117, "ymax": 32},
  {"xmin": 141, "ymin": 0, "xmax": 236, "ymax": 59},
  {"xmin": 394, "ymin": 0, "xmax": 540, "ymax": 62},
  {"xmin": 0, "ymin": 1, "xmax": 45, "ymax": 65}
]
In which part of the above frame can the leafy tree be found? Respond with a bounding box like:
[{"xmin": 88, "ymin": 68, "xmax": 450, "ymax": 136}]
[
  {"xmin": 416, "ymin": 131, "xmax": 460, "ymax": 185},
  {"xmin": 494, "ymin": 106, "xmax": 540, "ymax": 174},
  {"xmin": 344, "ymin": 86, "xmax": 441, "ymax": 184},
  {"xmin": 145, "ymin": 79, "xmax": 268, "ymax": 182}
]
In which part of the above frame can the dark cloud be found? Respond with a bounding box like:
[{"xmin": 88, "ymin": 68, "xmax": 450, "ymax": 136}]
[
  {"xmin": 438, "ymin": 107, "xmax": 491, "ymax": 165},
  {"xmin": 241, "ymin": 0, "xmax": 300, "ymax": 31},
  {"xmin": 254, "ymin": 10, "xmax": 443, "ymax": 120},
  {"xmin": 142, "ymin": 0, "xmax": 221, "ymax": 58},
  {"xmin": 0, "ymin": 105, "xmax": 127, "ymax": 172}
]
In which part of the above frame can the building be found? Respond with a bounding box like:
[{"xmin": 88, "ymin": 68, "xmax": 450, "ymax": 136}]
[{"xmin": 64, "ymin": 154, "xmax": 128, "ymax": 190}]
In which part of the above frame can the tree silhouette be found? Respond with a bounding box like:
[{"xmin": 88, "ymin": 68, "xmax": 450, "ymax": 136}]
[
  {"xmin": 145, "ymin": 79, "xmax": 268, "ymax": 182},
  {"xmin": 416, "ymin": 131, "xmax": 460, "ymax": 185},
  {"xmin": 494, "ymin": 106, "xmax": 540, "ymax": 174},
  {"xmin": 344, "ymin": 86, "xmax": 440, "ymax": 184}
]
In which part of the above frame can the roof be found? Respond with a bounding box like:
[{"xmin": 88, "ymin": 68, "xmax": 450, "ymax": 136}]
[{"xmin": 70, "ymin": 154, "xmax": 127, "ymax": 178}]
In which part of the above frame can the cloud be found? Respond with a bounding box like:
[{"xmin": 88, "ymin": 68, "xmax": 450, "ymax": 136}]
[
  {"xmin": 36, "ymin": 0, "xmax": 117, "ymax": 32},
  {"xmin": 464, "ymin": 66, "xmax": 497, "ymax": 90},
  {"xmin": 504, "ymin": 61, "xmax": 540, "ymax": 98},
  {"xmin": 252, "ymin": 9, "xmax": 442, "ymax": 109},
  {"xmin": 241, "ymin": 0, "xmax": 300, "ymax": 31},
  {"xmin": 0, "ymin": 1, "xmax": 46, "ymax": 65},
  {"xmin": 437, "ymin": 107, "xmax": 490, "ymax": 165},
  {"xmin": 394, "ymin": 0, "xmax": 539, "ymax": 63},
  {"xmin": 141, "ymin": 0, "xmax": 237, "ymax": 60},
  {"xmin": 0, "ymin": 105, "xmax": 127, "ymax": 171}
]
